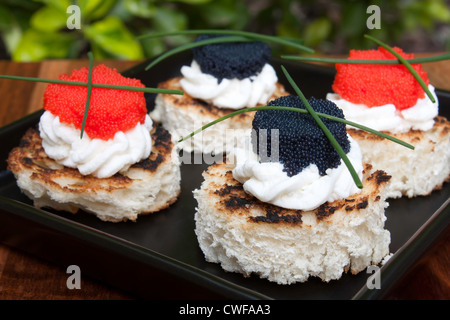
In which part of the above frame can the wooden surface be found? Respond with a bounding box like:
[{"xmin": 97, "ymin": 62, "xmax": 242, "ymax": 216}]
[{"xmin": 0, "ymin": 57, "xmax": 449, "ymax": 300}]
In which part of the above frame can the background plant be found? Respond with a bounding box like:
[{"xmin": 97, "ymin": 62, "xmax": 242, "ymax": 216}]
[{"xmin": 0, "ymin": 0, "xmax": 449, "ymax": 61}]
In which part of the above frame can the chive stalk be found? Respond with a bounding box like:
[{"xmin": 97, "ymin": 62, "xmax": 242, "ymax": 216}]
[
  {"xmin": 137, "ymin": 29, "xmax": 314, "ymax": 54},
  {"xmin": 178, "ymin": 106, "xmax": 414, "ymax": 150},
  {"xmin": 280, "ymin": 65, "xmax": 363, "ymax": 188},
  {"xmin": 0, "ymin": 53, "xmax": 183, "ymax": 140},
  {"xmin": 179, "ymin": 66, "xmax": 416, "ymax": 189},
  {"xmin": 0, "ymin": 75, "xmax": 183, "ymax": 95},
  {"xmin": 145, "ymin": 35, "xmax": 250, "ymax": 71},
  {"xmin": 80, "ymin": 51, "xmax": 94, "ymax": 139},
  {"xmin": 281, "ymin": 52, "xmax": 450, "ymax": 65},
  {"xmin": 139, "ymin": 29, "xmax": 315, "ymax": 70},
  {"xmin": 363, "ymin": 34, "xmax": 435, "ymax": 102}
]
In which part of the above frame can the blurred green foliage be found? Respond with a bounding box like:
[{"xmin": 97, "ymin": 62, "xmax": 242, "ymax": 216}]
[{"xmin": 0, "ymin": 0, "xmax": 449, "ymax": 61}]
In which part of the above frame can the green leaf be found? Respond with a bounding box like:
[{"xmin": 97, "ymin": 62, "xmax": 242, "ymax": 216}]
[
  {"xmin": 84, "ymin": 42, "xmax": 114, "ymax": 60},
  {"xmin": 339, "ymin": 3, "xmax": 366, "ymax": 37},
  {"xmin": 152, "ymin": 7, "xmax": 189, "ymax": 47},
  {"xmin": 1, "ymin": 21, "xmax": 22, "ymax": 54},
  {"xmin": 77, "ymin": 0, "xmax": 117, "ymax": 20},
  {"xmin": 197, "ymin": 1, "xmax": 247, "ymax": 28},
  {"xmin": 277, "ymin": 21, "xmax": 300, "ymax": 40},
  {"xmin": 153, "ymin": 6, "xmax": 187, "ymax": 32},
  {"xmin": 30, "ymin": 5, "xmax": 67, "ymax": 32},
  {"xmin": 402, "ymin": 9, "xmax": 421, "ymax": 31},
  {"xmin": 83, "ymin": 16, "xmax": 144, "ymax": 59},
  {"xmin": 0, "ymin": 4, "xmax": 30, "ymax": 54},
  {"xmin": 303, "ymin": 17, "xmax": 332, "ymax": 47},
  {"xmin": 33, "ymin": 0, "xmax": 71, "ymax": 13},
  {"xmin": 12, "ymin": 29, "xmax": 73, "ymax": 61},
  {"xmin": 123, "ymin": 0, "xmax": 156, "ymax": 18},
  {"xmin": 425, "ymin": 0, "xmax": 450, "ymax": 22},
  {"xmin": 0, "ymin": 4, "xmax": 13, "ymax": 30},
  {"xmin": 167, "ymin": 0, "xmax": 212, "ymax": 4},
  {"xmin": 139, "ymin": 34, "xmax": 166, "ymax": 58}
]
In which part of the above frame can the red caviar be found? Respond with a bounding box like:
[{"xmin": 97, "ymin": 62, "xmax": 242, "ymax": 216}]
[
  {"xmin": 43, "ymin": 64, "xmax": 147, "ymax": 140},
  {"xmin": 332, "ymin": 47, "xmax": 430, "ymax": 110}
]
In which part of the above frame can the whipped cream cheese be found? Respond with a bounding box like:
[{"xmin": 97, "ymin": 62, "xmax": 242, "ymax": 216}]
[
  {"xmin": 179, "ymin": 60, "xmax": 278, "ymax": 109},
  {"xmin": 39, "ymin": 111, "xmax": 153, "ymax": 178},
  {"xmin": 231, "ymin": 136, "xmax": 363, "ymax": 211},
  {"xmin": 326, "ymin": 84, "xmax": 439, "ymax": 133}
]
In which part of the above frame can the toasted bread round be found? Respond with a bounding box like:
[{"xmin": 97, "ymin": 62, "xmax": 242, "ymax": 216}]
[
  {"xmin": 150, "ymin": 76, "xmax": 289, "ymax": 154},
  {"xmin": 348, "ymin": 116, "xmax": 450, "ymax": 199},
  {"xmin": 7, "ymin": 125, "xmax": 181, "ymax": 222},
  {"xmin": 193, "ymin": 161, "xmax": 392, "ymax": 284}
]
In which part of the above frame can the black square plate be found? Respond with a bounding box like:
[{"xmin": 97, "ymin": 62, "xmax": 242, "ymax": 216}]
[{"xmin": 0, "ymin": 53, "xmax": 449, "ymax": 299}]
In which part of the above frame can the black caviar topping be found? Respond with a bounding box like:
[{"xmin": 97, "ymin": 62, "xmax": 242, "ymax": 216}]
[
  {"xmin": 192, "ymin": 34, "xmax": 271, "ymax": 82},
  {"xmin": 251, "ymin": 96, "xmax": 351, "ymax": 177}
]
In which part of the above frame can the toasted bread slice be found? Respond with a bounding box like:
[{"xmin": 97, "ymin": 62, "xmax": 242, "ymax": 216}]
[
  {"xmin": 348, "ymin": 116, "xmax": 450, "ymax": 199},
  {"xmin": 193, "ymin": 161, "xmax": 391, "ymax": 284},
  {"xmin": 150, "ymin": 76, "xmax": 289, "ymax": 154},
  {"xmin": 7, "ymin": 125, "xmax": 181, "ymax": 222}
]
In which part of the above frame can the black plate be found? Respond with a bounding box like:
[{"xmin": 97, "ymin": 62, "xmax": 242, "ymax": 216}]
[{"xmin": 0, "ymin": 53, "xmax": 449, "ymax": 300}]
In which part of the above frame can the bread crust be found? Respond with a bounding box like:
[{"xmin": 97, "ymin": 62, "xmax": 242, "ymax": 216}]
[
  {"xmin": 347, "ymin": 116, "xmax": 450, "ymax": 142},
  {"xmin": 194, "ymin": 161, "xmax": 392, "ymax": 284},
  {"xmin": 199, "ymin": 162, "xmax": 390, "ymax": 226},
  {"xmin": 347, "ymin": 116, "xmax": 450, "ymax": 198},
  {"xmin": 7, "ymin": 125, "xmax": 181, "ymax": 222}
]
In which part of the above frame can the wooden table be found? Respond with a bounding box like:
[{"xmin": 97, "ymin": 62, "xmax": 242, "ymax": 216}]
[{"xmin": 0, "ymin": 58, "xmax": 449, "ymax": 300}]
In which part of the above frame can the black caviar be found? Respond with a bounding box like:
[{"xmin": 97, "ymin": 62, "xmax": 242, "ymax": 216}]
[
  {"xmin": 192, "ymin": 34, "xmax": 271, "ymax": 82},
  {"xmin": 251, "ymin": 96, "xmax": 351, "ymax": 177}
]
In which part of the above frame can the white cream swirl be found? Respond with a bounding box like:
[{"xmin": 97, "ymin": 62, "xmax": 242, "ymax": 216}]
[
  {"xmin": 231, "ymin": 136, "xmax": 363, "ymax": 211},
  {"xmin": 39, "ymin": 111, "xmax": 153, "ymax": 178},
  {"xmin": 326, "ymin": 84, "xmax": 439, "ymax": 133},
  {"xmin": 179, "ymin": 60, "xmax": 278, "ymax": 109}
]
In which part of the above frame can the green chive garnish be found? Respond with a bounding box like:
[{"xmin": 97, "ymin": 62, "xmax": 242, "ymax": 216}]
[
  {"xmin": 280, "ymin": 65, "xmax": 362, "ymax": 189},
  {"xmin": 137, "ymin": 29, "xmax": 314, "ymax": 53},
  {"xmin": 178, "ymin": 67, "xmax": 416, "ymax": 189},
  {"xmin": 281, "ymin": 52, "xmax": 450, "ymax": 65},
  {"xmin": 139, "ymin": 29, "xmax": 314, "ymax": 70},
  {"xmin": 80, "ymin": 51, "xmax": 94, "ymax": 139},
  {"xmin": 0, "ymin": 75, "xmax": 183, "ymax": 95},
  {"xmin": 178, "ymin": 105, "xmax": 414, "ymax": 150},
  {"xmin": 0, "ymin": 54, "xmax": 184, "ymax": 140},
  {"xmin": 145, "ymin": 35, "xmax": 250, "ymax": 71},
  {"xmin": 364, "ymin": 34, "xmax": 435, "ymax": 103}
]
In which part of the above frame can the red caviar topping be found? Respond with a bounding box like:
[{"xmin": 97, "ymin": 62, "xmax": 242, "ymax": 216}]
[
  {"xmin": 43, "ymin": 64, "xmax": 147, "ymax": 140},
  {"xmin": 332, "ymin": 47, "xmax": 430, "ymax": 110}
]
